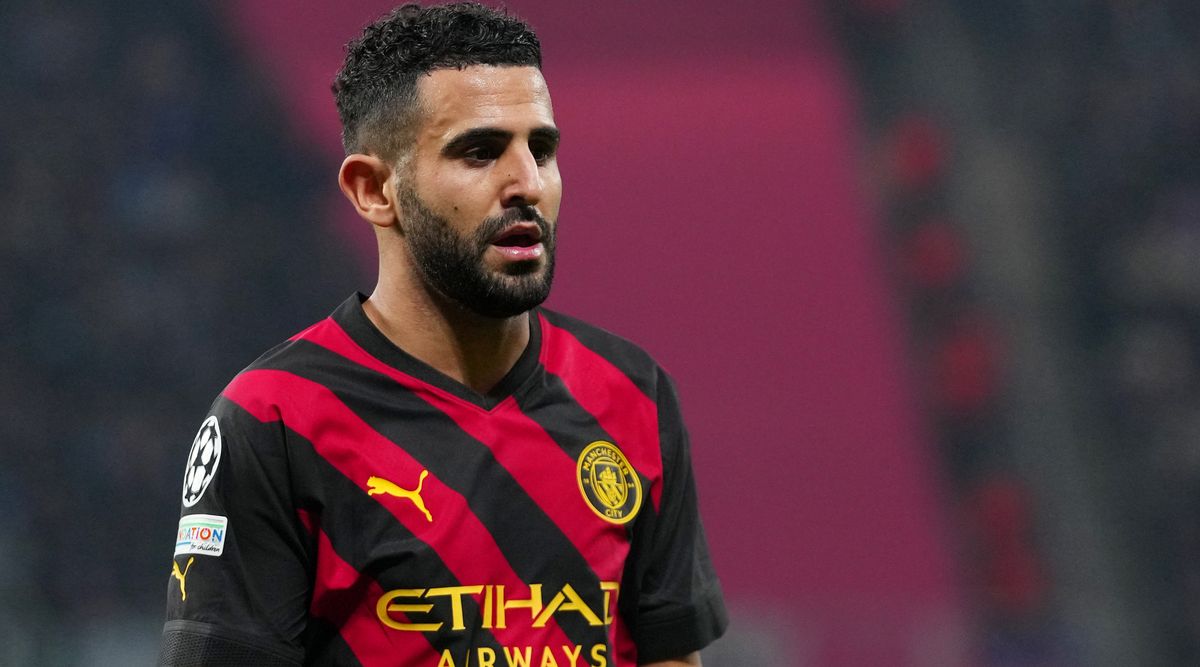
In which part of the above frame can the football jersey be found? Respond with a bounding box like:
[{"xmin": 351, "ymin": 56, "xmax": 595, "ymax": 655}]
[{"xmin": 161, "ymin": 294, "xmax": 726, "ymax": 666}]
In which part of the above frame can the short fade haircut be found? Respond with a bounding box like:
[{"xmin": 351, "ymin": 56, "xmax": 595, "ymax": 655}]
[{"xmin": 332, "ymin": 2, "xmax": 542, "ymax": 160}]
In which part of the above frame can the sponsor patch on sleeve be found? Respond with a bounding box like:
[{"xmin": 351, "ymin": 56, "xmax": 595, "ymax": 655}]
[{"xmin": 175, "ymin": 514, "xmax": 228, "ymax": 557}]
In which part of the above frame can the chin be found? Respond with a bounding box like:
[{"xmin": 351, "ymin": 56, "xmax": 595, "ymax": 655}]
[{"xmin": 496, "ymin": 261, "xmax": 546, "ymax": 278}]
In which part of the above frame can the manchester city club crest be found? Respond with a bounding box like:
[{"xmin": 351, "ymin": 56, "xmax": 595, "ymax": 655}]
[
  {"xmin": 182, "ymin": 416, "xmax": 222, "ymax": 507},
  {"xmin": 576, "ymin": 441, "xmax": 642, "ymax": 525}
]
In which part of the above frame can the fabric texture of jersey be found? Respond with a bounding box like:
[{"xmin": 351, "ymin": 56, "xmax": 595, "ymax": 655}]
[{"xmin": 161, "ymin": 293, "xmax": 727, "ymax": 666}]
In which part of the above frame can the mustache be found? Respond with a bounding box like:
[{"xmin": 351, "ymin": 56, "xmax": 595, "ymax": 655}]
[{"xmin": 474, "ymin": 206, "xmax": 552, "ymax": 246}]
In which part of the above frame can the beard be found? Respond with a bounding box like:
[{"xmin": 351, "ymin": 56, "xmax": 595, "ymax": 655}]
[{"xmin": 397, "ymin": 185, "xmax": 556, "ymax": 319}]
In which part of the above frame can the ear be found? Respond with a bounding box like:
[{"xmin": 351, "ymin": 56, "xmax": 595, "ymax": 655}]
[{"xmin": 338, "ymin": 154, "xmax": 398, "ymax": 229}]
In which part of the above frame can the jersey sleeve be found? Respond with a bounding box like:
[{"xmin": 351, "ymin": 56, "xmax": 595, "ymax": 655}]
[
  {"xmin": 160, "ymin": 393, "xmax": 312, "ymax": 666},
  {"xmin": 624, "ymin": 369, "xmax": 728, "ymax": 662}
]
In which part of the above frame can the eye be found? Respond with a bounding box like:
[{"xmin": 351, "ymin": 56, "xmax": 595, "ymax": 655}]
[
  {"xmin": 529, "ymin": 138, "xmax": 558, "ymax": 166},
  {"xmin": 462, "ymin": 143, "xmax": 503, "ymax": 165}
]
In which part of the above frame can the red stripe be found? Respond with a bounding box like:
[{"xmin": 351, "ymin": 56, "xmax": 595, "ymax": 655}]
[
  {"xmin": 537, "ymin": 314, "xmax": 664, "ymax": 510},
  {"xmin": 223, "ymin": 369, "xmax": 576, "ymax": 650},
  {"xmin": 295, "ymin": 507, "xmax": 317, "ymax": 537},
  {"xmin": 296, "ymin": 318, "xmax": 639, "ymax": 659},
  {"xmin": 288, "ymin": 319, "xmax": 328, "ymax": 342},
  {"xmin": 309, "ymin": 527, "xmax": 439, "ymax": 665}
]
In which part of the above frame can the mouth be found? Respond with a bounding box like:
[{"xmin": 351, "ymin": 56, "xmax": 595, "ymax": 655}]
[
  {"xmin": 489, "ymin": 223, "xmax": 546, "ymax": 262},
  {"xmin": 490, "ymin": 223, "xmax": 543, "ymax": 248}
]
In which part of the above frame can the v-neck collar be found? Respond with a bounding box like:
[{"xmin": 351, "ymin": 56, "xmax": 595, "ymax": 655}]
[{"xmin": 331, "ymin": 293, "xmax": 542, "ymax": 411}]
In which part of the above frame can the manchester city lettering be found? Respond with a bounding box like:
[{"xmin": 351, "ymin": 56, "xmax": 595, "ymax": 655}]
[
  {"xmin": 376, "ymin": 581, "xmax": 620, "ymax": 632},
  {"xmin": 576, "ymin": 441, "xmax": 641, "ymax": 525}
]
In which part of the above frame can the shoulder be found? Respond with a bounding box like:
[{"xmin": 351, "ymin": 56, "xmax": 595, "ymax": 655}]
[
  {"xmin": 243, "ymin": 320, "xmax": 330, "ymax": 375},
  {"xmin": 224, "ymin": 294, "xmax": 366, "ymax": 397},
  {"xmin": 536, "ymin": 308, "xmax": 669, "ymax": 399},
  {"xmin": 204, "ymin": 305, "xmax": 355, "ymax": 430},
  {"xmin": 537, "ymin": 308, "xmax": 660, "ymax": 368}
]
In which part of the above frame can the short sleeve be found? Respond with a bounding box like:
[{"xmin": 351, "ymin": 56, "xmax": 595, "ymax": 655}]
[
  {"xmin": 623, "ymin": 370, "xmax": 728, "ymax": 662},
  {"xmin": 160, "ymin": 394, "xmax": 311, "ymax": 666}
]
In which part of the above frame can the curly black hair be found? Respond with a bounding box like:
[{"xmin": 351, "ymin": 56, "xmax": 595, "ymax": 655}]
[{"xmin": 332, "ymin": 2, "xmax": 542, "ymax": 160}]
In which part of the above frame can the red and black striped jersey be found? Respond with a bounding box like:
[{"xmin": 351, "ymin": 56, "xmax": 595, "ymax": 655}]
[{"xmin": 161, "ymin": 294, "xmax": 727, "ymax": 666}]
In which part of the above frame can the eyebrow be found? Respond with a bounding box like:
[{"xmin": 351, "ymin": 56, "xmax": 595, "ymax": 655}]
[
  {"xmin": 529, "ymin": 126, "xmax": 561, "ymax": 145},
  {"xmin": 440, "ymin": 126, "xmax": 561, "ymax": 157}
]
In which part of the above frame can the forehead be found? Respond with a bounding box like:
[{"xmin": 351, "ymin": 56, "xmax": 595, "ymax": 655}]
[{"xmin": 414, "ymin": 65, "xmax": 554, "ymax": 140}]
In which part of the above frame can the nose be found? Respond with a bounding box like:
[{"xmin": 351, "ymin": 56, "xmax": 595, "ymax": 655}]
[{"xmin": 499, "ymin": 145, "xmax": 544, "ymax": 208}]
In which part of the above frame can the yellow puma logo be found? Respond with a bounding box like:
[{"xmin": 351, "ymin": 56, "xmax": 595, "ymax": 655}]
[
  {"xmin": 171, "ymin": 557, "xmax": 195, "ymax": 600},
  {"xmin": 367, "ymin": 470, "xmax": 433, "ymax": 522}
]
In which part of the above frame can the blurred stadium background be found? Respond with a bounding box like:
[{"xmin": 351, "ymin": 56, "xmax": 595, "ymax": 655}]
[{"xmin": 2, "ymin": 0, "xmax": 1198, "ymax": 665}]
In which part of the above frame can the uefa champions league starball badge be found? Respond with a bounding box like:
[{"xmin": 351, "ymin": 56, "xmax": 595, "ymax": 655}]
[{"xmin": 182, "ymin": 416, "xmax": 222, "ymax": 507}]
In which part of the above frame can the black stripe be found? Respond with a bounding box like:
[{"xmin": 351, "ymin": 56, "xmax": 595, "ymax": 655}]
[{"xmin": 302, "ymin": 617, "xmax": 361, "ymax": 666}]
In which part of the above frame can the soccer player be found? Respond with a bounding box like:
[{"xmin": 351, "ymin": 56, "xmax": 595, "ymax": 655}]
[{"xmin": 161, "ymin": 3, "xmax": 727, "ymax": 665}]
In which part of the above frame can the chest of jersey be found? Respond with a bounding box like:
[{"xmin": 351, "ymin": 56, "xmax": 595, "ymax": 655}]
[{"xmin": 286, "ymin": 361, "xmax": 650, "ymax": 663}]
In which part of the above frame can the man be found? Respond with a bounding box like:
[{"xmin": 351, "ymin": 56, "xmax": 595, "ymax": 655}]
[{"xmin": 160, "ymin": 3, "xmax": 726, "ymax": 665}]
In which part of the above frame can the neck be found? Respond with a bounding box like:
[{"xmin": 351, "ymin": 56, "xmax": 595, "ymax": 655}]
[{"xmin": 363, "ymin": 276, "xmax": 531, "ymax": 396}]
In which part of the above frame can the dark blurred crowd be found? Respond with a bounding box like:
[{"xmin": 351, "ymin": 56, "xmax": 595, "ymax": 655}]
[
  {"xmin": 842, "ymin": 1, "xmax": 1200, "ymax": 665},
  {"xmin": 955, "ymin": 2, "xmax": 1200, "ymax": 663},
  {"xmin": 1033, "ymin": 3, "xmax": 1200, "ymax": 661},
  {"xmin": 0, "ymin": 2, "xmax": 354, "ymax": 662}
]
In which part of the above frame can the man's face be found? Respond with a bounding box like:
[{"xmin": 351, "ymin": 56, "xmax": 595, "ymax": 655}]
[{"xmin": 397, "ymin": 65, "xmax": 562, "ymax": 318}]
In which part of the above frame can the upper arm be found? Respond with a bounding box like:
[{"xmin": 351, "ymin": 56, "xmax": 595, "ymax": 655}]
[
  {"xmin": 624, "ymin": 370, "xmax": 728, "ymax": 661},
  {"xmin": 161, "ymin": 396, "xmax": 312, "ymax": 665}
]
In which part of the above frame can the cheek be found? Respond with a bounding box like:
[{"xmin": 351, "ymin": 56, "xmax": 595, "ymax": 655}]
[
  {"xmin": 416, "ymin": 173, "xmax": 485, "ymax": 228},
  {"xmin": 542, "ymin": 171, "xmax": 564, "ymax": 218}
]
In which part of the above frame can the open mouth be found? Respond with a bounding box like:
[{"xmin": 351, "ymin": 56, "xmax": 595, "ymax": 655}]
[
  {"xmin": 491, "ymin": 223, "xmax": 543, "ymax": 248},
  {"xmin": 488, "ymin": 222, "xmax": 546, "ymax": 263}
]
